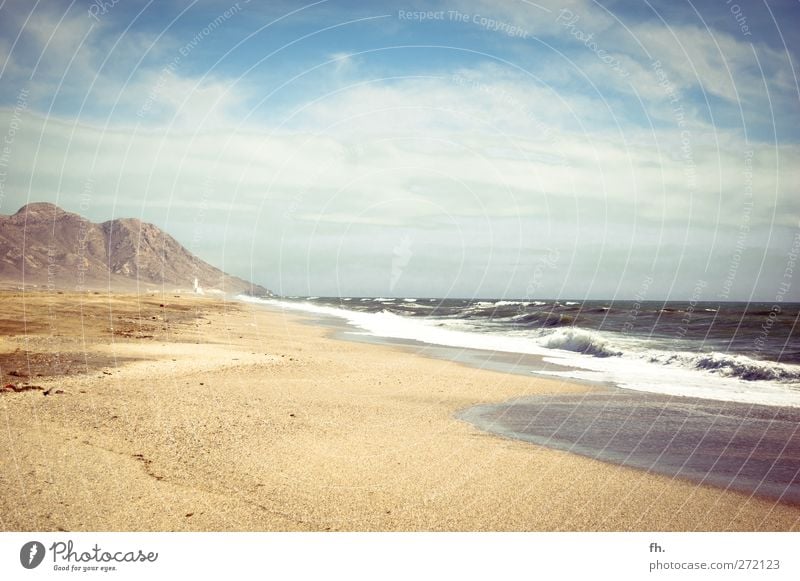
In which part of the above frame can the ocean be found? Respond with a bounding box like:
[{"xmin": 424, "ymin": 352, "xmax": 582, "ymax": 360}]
[
  {"xmin": 246, "ymin": 296, "xmax": 800, "ymax": 407},
  {"xmin": 241, "ymin": 295, "xmax": 800, "ymax": 503}
]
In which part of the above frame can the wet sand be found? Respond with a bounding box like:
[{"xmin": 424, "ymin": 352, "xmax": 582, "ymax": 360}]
[
  {"xmin": 458, "ymin": 393, "xmax": 800, "ymax": 505},
  {"xmin": 1, "ymin": 291, "xmax": 799, "ymax": 531}
]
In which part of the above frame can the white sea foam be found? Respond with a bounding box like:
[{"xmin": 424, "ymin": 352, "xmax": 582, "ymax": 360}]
[
  {"xmin": 539, "ymin": 328, "xmax": 621, "ymax": 358},
  {"xmin": 647, "ymin": 351, "xmax": 800, "ymax": 382},
  {"xmin": 244, "ymin": 296, "xmax": 550, "ymax": 354},
  {"xmin": 237, "ymin": 296, "xmax": 800, "ymax": 407},
  {"xmin": 537, "ymin": 352, "xmax": 800, "ymax": 408}
]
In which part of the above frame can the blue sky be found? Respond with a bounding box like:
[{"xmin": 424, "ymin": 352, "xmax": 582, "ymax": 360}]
[{"xmin": 1, "ymin": 0, "xmax": 798, "ymax": 300}]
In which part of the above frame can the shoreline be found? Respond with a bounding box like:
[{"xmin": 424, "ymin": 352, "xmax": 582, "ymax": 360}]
[
  {"xmin": 257, "ymin": 296, "xmax": 800, "ymax": 408},
  {"xmin": 291, "ymin": 307, "xmax": 616, "ymax": 388},
  {"xmin": 264, "ymin": 302, "xmax": 800, "ymax": 507},
  {"xmin": 458, "ymin": 394, "xmax": 800, "ymax": 506},
  {"xmin": 1, "ymin": 291, "xmax": 799, "ymax": 531}
]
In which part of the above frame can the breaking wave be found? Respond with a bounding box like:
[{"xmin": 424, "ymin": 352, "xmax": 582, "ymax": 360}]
[
  {"xmin": 238, "ymin": 295, "xmax": 800, "ymax": 406},
  {"xmin": 538, "ymin": 328, "xmax": 622, "ymax": 358},
  {"xmin": 648, "ymin": 352, "xmax": 800, "ymax": 382}
]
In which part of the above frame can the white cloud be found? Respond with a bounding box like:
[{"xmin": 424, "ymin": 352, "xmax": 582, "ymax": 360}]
[
  {"xmin": 1, "ymin": 68, "xmax": 796, "ymax": 245},
  {"xmin": 457, "ymin": 0, "xmax": 795, "ymax": 114},
  {"xmin": 1, "ymin": 0, "xmax": 796, "ymax": 297}
]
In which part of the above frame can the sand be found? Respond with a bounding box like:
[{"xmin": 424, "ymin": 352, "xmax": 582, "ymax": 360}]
[{"xmin": 1, "ymin": 291, "xmax": 798, "ymax": 531}]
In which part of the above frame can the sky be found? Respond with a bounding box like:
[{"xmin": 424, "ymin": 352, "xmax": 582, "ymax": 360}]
[{"xmin": 0, "ymin": 0, "xmax": 798, "ymax": 300}]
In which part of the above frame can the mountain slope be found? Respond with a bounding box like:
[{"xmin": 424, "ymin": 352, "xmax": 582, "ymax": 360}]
[{"xmin": 0, "ymin": 202, "xmax": 270, "ymax": 295}]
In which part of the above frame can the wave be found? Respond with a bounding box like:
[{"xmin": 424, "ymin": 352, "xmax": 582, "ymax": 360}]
[
  {"xmin": 647, "ymin": 352, "xmax": 800, "ymax": 382},
  {"xmin": 237, "ymin": 296, "xmax": 800, "ymax": 407},
  {"xmin": 538, "ymin": 328, "xmax": 622, "ymax": 358},
  {"xmin": 511, "ymin": 312, "xmax": 572, "ymax": 327}
]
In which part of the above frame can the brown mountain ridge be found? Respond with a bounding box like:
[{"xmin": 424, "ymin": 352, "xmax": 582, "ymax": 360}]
[{"xmin": 0, "ymin": 202, "xmax": 270, "ymax": 295}]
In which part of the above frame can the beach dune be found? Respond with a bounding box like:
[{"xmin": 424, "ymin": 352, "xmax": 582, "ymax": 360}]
[{"xmin": 1, "ymin": 291, "xmax": 798, "ymax": 531}]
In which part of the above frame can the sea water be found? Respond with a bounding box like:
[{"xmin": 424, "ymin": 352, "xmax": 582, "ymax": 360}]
[
  {"xmin": 244, "ymin": 296, "xmax": 800, "ymax": 407},
  {"xmin": 240, "ymin": 296, "xmax": 800, "ymax": 503}
]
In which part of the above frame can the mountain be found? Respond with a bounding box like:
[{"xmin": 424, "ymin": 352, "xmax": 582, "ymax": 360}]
[{"xmin": 0, "ymin": 202, "xmax": 270, "ymax": 295}]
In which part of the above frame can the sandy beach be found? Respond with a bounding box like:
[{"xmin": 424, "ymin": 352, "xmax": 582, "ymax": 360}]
[{"xmin": 1, "ymin": 291, "xmax": 798, "ymax": 531}]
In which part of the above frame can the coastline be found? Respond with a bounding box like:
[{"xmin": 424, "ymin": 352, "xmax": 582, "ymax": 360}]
[
  {"xmin": 1, "ymin": 291, "xmax": 798, "ymax": 531},
  {"xmin": 268, "ymin": 301, "xmax": 800, "ymax": 507},
  {"xmin": 287, "ymin": 306, "xmax": 616, "ymax": 386}
]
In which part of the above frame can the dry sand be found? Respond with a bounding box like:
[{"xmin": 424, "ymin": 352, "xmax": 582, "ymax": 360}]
[{"xmin": 1, "ymin": 291, "xmax": 798, "ymax": 531}]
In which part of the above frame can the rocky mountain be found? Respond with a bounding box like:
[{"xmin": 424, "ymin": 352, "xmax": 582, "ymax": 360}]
[{"xmin": 0, "ymin": 202, "xmax": 270, "ymax": 295}]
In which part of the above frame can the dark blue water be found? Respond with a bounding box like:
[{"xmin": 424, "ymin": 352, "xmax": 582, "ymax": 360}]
[{"xmin": 290, "ymin": 298, "xmax": 800, "ymax": 380}]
